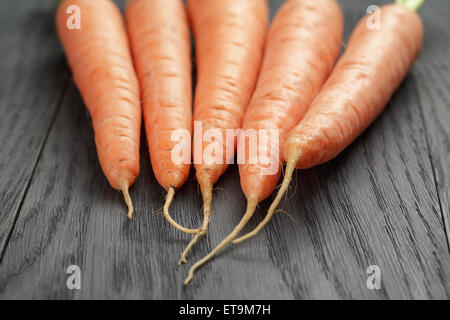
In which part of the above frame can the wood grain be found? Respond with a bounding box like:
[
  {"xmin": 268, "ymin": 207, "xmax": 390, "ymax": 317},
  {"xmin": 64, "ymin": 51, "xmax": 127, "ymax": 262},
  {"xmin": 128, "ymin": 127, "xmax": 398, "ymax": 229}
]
[
  {"xmin": 413, "ymin": 2, "xmax": 450, "ymax": 251},
  {"xmin": 0, "ymin": 0, "xmax": 449, "ymax": 300},
  {"xmin": 0, "ymin": 0, "xmax": 69, "ymax": 257}
]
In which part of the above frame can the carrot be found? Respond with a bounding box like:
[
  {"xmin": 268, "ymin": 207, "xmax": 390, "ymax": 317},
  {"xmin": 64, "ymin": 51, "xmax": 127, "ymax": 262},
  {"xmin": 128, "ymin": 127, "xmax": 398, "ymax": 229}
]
[
  {"xmin": 125, "ymin": 0, "xmax": 196, "ymax": 233},
  {"xmin": 233, "ymin": 0, "xmax": 425, "ymax": 245},
  {"xmin": 56, "ymin": 0, "xmax": 141, "ymax": 218},
  {"xmin": 184, "ymin": 0, "xmax": 344, "ymax": 284},
  {"xmin": 179, "ymin": 0, "xmax": 269, "ymax": 263}
]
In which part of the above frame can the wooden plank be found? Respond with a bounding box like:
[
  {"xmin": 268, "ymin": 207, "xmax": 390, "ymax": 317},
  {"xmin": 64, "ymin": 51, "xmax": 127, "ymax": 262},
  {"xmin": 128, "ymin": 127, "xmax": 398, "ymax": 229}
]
[
  {"xmin": 0, "ymin": 0, "xmax": 449, "ymax": 300},
  {"xmin": 0, "ymin": 0, "xmax": 68, "ymax": 256},
  {"xmin": 413, "ymin": 1, "xmax": 450, "ymax": 250}
]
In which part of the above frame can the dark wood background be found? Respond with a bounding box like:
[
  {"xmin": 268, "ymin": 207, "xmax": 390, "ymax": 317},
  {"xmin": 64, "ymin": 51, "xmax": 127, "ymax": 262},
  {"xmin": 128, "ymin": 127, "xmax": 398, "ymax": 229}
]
[{"xmin": 0, "ymin": 0, "xmax": 449, "ymax": 300}]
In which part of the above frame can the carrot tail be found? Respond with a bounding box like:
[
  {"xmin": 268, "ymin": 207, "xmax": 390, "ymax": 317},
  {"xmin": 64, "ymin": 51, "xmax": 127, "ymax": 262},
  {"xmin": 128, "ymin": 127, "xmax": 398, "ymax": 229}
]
[
  {"xmin": 163, "ymin": 187, "xmax": 200, "ymax": 235},
  {"xmin": 178, "ymin": 184, "xmax": 212, "ymax": 264},
  {"xmin": 232, "ymin": 155, "xmax": 300, "ymax": 244},
  {"xmin": 396, "ymin": 0, "xmax": 425, "ymax": 11},
  {"xmin": 184, "ymin": 197, "xmax": 258, "ymax": 284},
  {"xmin": 122, "ymin": 185, "xmax": 134, "ymax": 220}
]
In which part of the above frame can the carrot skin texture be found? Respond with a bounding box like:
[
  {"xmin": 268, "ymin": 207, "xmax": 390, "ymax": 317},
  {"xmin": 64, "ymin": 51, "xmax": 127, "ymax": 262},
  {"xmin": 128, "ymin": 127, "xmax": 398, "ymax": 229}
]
[
  {"xmin": 285, "ymin": 4, "xmax": 424, "ymax": 169},
  {"xmin": 234, "ymin": 4, "xmax": 424, "ymax": 244},
  {"xmin": 188, "ymin": 0, "xmax": 269, "ymax": 188},
  {"xmin": 184, "ymin": 0, "xmax": 344, "ymax": 285},
  {"xmin": 240, "ymin": 0, "xmax": 343, "ymax": 203},
  {"xmin": 125, "ymin": 0, "xmax": 192, "ymax": 192},
  {"xmin": 177, "ymin": 0, "xmax": 269, "ymax": 263},
  {"xmin": 56, "ymin": 0, "xmax": 141, "ymax": 191}
]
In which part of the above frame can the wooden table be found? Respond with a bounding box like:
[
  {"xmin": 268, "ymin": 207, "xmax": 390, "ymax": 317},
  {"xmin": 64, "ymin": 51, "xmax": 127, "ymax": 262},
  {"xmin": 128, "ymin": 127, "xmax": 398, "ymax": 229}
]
[{"xmin": 0, "ymin": 0, "xmax": 449, "ymax": 300}]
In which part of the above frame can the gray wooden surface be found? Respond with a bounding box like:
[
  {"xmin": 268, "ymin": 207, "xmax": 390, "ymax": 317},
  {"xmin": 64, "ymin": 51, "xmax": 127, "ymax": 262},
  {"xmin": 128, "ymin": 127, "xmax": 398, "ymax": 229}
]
[{"xmin": 0, "ymin": 0, "xmax": 449, "ymax": 300}]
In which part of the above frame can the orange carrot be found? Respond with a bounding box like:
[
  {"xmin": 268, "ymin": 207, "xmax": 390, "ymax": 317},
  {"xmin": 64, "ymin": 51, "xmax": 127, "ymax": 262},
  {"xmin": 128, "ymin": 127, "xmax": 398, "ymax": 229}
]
[
  {"xmin": 184, "ymin": 0, "xmax": 344, "ymax": 284},
  {"xmin": 234, "ymin": 1, "xmax": 425, "ymax": 244},
  {"xmin": 56, "ymin": 0, "xmax": 141, "ymax": 218},
  {"xmin": 125, "ymin": 0, "xmax": 196, "ymax": 233},
  {"xmin": 179, "ymin": 0, "xmax": 269, "ymax": 263}
]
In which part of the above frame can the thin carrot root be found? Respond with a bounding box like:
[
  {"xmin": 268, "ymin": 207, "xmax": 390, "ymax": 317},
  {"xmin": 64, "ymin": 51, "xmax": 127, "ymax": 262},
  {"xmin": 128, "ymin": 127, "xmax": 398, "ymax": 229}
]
[
  {"xmin": 178, "ymin": 219, "xmax": 208, "ymax": 265},
  {"xmin": 178, "ymin": 184, "xmax": 212, "ymax": 264},
  {"xmin": 275, "ymin": 208, "xmax": 296, "ymax": 222},
  {"xmin": 178, "ymin": 226, "xmax": 205, "ymax": 265},
  {"xmin": 163, "ymin": 187, "xmax": 200, "ymax": 234},
  {"xmin": 184, "ymin": 197, "xmax": 258, "ymax": 285},
  {"xmin": 232, "ymin": 155, "xmax": 299, "ymax": 244},
  {"xmin": 122, "ymin": 185, "xmax": 134, "ymax": 220}
]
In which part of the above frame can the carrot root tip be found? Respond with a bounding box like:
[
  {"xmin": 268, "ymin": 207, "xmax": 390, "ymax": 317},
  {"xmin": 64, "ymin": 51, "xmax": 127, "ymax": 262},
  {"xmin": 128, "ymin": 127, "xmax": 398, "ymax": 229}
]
[
  {"xmin": 178, "ymin": 256, "xmax": 188, "ymax": 265},
  {"xmin": 184, "ymin": 273, "xmax": 193, "ymax": 285}
]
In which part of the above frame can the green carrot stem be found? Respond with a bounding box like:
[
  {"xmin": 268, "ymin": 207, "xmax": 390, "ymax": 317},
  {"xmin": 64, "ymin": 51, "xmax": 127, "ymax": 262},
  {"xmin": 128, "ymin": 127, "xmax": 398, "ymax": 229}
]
[{"xmin": 396, "ymin": 0, "xmax": 426, "ymax": 11}]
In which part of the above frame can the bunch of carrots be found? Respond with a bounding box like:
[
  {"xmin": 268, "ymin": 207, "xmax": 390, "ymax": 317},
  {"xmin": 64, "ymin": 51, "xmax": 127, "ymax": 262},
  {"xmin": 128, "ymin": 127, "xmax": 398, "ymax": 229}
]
[{"xmin": 56, "ymin": 0, "xmax": 425, "ymax": 284}]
